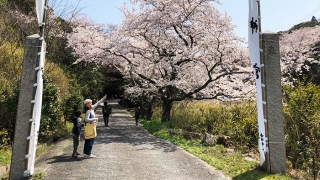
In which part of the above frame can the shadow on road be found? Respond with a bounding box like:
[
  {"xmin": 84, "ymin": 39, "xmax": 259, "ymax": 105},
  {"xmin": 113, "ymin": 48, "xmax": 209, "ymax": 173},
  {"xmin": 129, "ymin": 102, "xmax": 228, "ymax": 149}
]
[
  {"xmin": 94, "ymin": 99, "xmax": 177, "ymax": 153},
  {"xmin": 35, "ymin": 99, "xmax": 231, "ymax": 180},
  {"xmin": 41, "ymin": 99, "xmax": 177, "ymax": 167},
  {"xmin": 47, "ymin": 154, "xmax": 83, "ymax": 164}
]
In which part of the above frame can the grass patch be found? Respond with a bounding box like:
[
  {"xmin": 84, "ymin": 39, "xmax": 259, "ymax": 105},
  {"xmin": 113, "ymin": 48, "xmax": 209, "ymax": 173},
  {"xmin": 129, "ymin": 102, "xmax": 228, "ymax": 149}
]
[
  {"xmin": 36, "ymin": 122, "xmax": 72, "ymax": 158},
  {"xmin": 52, "ymin": 122, "xmax": 73, "ymax": 140},
  {"xmin": 28, "ymin": 172, "xmax": 46, "ymax": 180},
  {"xmin": 36, "ymin": 144, "xmax": 54, "ymax": 158},
  {"xmin": 0, "ymin": 148, "xmax": 11, "ymax": 168},
  {"xmin": 58, "ymin": 140, "xmax": 70, "ymax": 155},
  {"xmin": 141, "ymin": 119, "xmax": 293, "ymax": 180},
  {"xmin": 0, "ymin": 121, "xmax": 73, "ymax": 170}
]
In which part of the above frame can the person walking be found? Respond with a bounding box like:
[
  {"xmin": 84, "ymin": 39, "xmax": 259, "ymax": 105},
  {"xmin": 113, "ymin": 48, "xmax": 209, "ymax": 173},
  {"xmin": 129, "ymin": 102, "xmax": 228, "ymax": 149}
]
[
  {"xmin": 134, "ymin": 105, "xmax": 141, "ymax": 126},
  {"xmin": 102, "ymin": 101, "xmax": 112, "ymax": 127},
  {"xmin": 83, "ymin": 94, "xmax": 106, "ymax": 158},
  {"xmin": 72, "ymin": 110, "xmax": 83, "ymax": 158}
]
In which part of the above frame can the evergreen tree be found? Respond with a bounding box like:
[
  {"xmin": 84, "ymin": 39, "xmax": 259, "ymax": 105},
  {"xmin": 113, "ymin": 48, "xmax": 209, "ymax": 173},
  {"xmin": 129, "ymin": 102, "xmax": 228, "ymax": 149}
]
[
  {"xmin": 311, "ymin": 16, "xmax": 318, "ymax": 22},
  {"xmin": 7, "ymin": 0, "xmax": 35, "ymax": 14}
]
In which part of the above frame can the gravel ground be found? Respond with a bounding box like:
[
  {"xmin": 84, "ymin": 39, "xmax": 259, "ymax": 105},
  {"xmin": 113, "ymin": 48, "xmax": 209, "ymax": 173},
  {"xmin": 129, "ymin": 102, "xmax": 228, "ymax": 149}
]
[{"xmin": 34, "ymin": 99, "xmax": 231, "ymax": 180}]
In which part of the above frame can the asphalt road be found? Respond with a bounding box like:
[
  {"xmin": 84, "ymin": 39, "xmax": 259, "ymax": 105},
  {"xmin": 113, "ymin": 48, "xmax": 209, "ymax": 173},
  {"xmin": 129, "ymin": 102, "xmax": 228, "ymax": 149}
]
[{"xmin": 34, "ymin": 99, "xmax": 230, "ymax": 180}]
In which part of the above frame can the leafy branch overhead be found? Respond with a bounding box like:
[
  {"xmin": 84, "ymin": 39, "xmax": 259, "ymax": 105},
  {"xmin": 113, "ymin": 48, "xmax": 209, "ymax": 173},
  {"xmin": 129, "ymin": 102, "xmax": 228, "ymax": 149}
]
[{"xmin": 67, "ymin": 0, "xmax": 254, "ymax": 100}]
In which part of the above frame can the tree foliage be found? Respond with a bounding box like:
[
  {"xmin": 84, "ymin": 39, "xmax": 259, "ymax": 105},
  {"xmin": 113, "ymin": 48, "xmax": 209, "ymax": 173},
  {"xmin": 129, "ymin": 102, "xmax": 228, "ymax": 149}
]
[
  {"xmin": 40, "ymin": 75, "xmax": 61, "ymax": 136},
  {"xmin": 0, "ymin": 0, "xmax": 114, "ymax": 151},
  {"xmin": 0, "ymin": 42, "xmax": 24, "ymax": 144},
  {"xmin": 44, "ymin": 61, "xmax": 71, "ymax": 97},
  {"xmin": 67, "ymin": 0, "xmax": 254, "ymax": 122},
  {"xmin": 0, "ymin": 86, "xmax": 19, "ymax": 143},
  {"xmin": 280, "ymin": 25, "xmax": 320, "ymax": 85},
  {"xmin": 287, "ymin": 21, "xmax": 320, "ymax": 32},
  {"xmin": 7, "ymin": 0, "xmax": 35, "ymax": 14},
  {"xmin": 311, "ymin": 16, "xmax": 318, "ymax": 22},
  {"xmin": 62, "ymin": 90, "xmax": 83, "ymax": 124},
  {"xmin": 0, "ymin": 42, "xmax": 24, "ymax": 91},
  {"xmin": 283, "ymin": 83, "xmax": 320, "ymax": 171}
]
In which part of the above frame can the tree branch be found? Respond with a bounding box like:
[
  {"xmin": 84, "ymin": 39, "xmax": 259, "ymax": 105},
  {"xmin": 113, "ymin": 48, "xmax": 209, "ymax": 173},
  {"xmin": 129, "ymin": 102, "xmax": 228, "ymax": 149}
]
[{"xmin": 173, "ymin": 25, "xmax": 189, "ymax": 46}]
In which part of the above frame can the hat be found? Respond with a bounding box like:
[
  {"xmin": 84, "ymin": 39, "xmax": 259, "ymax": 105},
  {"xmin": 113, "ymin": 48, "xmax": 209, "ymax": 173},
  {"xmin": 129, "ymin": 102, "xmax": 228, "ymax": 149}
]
[{"xmin": 84, "ymin": 99, "xmax": 92, "ymax": 105}]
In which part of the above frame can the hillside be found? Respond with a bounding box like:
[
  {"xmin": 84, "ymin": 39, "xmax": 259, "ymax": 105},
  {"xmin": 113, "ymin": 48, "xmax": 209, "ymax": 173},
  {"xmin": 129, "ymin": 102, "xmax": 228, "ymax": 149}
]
[{"xmin": 279, "ymin": 21, "xmax": 320, "ymax": 85}]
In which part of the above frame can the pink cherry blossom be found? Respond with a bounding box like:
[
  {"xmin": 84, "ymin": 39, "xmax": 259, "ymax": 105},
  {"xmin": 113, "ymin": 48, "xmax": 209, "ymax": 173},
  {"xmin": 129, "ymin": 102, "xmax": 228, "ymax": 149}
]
[
  {"xmin": 67, "ymin": 0, "xmax": 255, "ymax": 121},
  {"xmin": 280, "ymin": 25, "xmax": 320, "ymax": 85}
]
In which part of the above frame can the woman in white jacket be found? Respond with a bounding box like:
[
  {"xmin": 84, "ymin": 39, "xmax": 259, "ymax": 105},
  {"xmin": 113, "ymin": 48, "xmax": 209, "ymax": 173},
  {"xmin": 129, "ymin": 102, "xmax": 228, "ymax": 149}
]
[{"xmin": 83, "ymin": 95, "xmax": 106, "ymax": 158}]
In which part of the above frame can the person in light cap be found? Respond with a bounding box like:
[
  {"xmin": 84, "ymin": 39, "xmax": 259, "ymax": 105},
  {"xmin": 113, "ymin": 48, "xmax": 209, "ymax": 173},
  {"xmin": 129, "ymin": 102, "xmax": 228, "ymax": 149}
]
[{"xmin": 83, "ymin": 94, "xmax": 107, "ymax": 158}]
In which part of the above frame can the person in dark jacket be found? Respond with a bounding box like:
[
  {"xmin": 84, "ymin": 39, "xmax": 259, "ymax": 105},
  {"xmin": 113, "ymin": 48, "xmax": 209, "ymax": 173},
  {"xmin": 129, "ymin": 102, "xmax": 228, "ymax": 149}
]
[
  {"xmin": 134, "ymin": 105, "xmax": 141, "ymax": 126},
  {"xmin": 102, "ymin": 101, "xmax": 112, "ymax": 127},
  {"xmin": 72, "ymin": 110, "xmax": 83, "ymax": 158}
]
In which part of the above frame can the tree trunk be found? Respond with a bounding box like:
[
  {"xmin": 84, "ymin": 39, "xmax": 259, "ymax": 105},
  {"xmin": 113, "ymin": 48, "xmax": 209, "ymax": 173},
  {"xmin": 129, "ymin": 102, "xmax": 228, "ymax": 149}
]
[
  {"xmin": 145, "ymin": 102, "xmax": 153, "ymax": 120},
  {"xmin": 142, "ymin": 98, "xmax": 154, "ymax": 121},
  {"xmin": 161, "ymin": 99, "xmax": 173, "ymax": 123},
  {"xmin": 139, "ymin": 95, "xmax": 155, "ymax": 121},
  {"xmin": 141, "ymin": 103, "xmax": 153, "ymax": 120}
]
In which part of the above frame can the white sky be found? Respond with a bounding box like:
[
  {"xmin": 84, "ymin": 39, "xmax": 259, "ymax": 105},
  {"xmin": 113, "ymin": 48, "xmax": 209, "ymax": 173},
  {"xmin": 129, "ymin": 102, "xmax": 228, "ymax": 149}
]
[{"xmin": 65, "ymin": 0, "xmax": 320, "ymax": 41}]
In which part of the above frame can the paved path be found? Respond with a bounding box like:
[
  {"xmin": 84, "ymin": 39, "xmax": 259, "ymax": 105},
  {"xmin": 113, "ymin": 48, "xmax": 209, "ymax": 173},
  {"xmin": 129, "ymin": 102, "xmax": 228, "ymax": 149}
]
[{"xmin": 34, "ymin": 99, "xmax": 230, "ymax": 180}]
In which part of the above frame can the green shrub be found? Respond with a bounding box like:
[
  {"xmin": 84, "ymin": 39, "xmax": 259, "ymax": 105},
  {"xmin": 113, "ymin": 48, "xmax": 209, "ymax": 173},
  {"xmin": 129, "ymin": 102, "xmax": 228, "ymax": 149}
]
[
  {"xmin": 283, "ymin": 83, "xmax": 320, "ymax": 171},
  {"xmin": 62, "ymin": 90, "xmax": 84, "ymax": 124},
  {"xmin": 0, "ymin": 42, "xmax": 23, "ymax": 145},
  {"xmin": 0, "ymin": 85, "xmax": 19, "ymax": 145},
  {"xmin": 39, "ymin": 75, "xmax": 61, "ymax": 137},
  {"xmin": 154, "ymin": 100, "xmax": 258, "ymax": 152},
  {"xmin": 140, "ymin": 119, "xmax": 162, "ymax": 134}
]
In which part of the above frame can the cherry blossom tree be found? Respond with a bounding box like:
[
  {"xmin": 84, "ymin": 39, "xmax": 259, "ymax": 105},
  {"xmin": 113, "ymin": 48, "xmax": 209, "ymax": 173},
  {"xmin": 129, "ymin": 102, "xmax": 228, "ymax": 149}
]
[
  {"xmin": 280, "ymin": 25, "xmax": 320, "ymax": 85},
  {"xmin": 67, "ymin": 0, "xmax": 255, "ymax": 122}
]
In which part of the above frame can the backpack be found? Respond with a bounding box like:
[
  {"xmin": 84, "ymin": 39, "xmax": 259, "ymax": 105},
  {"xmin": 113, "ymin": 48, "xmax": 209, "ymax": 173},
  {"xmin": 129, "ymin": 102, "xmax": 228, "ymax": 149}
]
[
  {"xmin": 104, "ymin": 106, "xmax": 111, "ymax": 114},
  {"xmin": 72, "ymin": 117, "xmax": 81, "ymax": 134}
]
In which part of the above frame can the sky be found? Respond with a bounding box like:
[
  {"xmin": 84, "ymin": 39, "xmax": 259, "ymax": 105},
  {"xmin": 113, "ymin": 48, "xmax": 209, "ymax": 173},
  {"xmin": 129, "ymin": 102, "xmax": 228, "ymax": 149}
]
[{"xmin": 65, "ymin": 0, "xmax": 320, "ymax": 41}]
